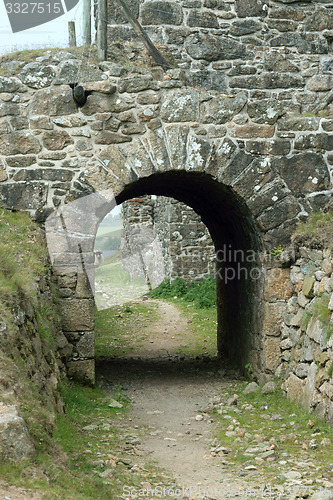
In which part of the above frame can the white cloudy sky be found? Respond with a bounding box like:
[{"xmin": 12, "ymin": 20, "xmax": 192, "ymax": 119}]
[{"xmin": 0, "ymin": 0, "xmax": 87, "ymax": 55}]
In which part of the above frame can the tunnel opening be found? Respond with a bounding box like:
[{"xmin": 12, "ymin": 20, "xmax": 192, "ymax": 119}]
[
  {"xmin": 95, "ymin": 170, "xmax": 264, "ymax": 372},
  {"xmin": 94, "ymin": 194, "xmax": 218, "ymax": 363}
]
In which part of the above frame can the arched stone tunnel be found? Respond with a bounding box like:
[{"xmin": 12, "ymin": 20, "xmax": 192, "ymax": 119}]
[
  {"xmin": 0, "ymin": 32, "xmax": 332, "ymax": 383},
  {"xmin": 114, "ymin": 170, "xmax": 264, "ymax": 367}
]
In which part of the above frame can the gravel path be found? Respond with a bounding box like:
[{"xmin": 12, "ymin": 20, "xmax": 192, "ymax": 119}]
[
  {"xmin": 96, "ymin": 301, "xmax": 281, "ymax": 498},
  {"xmin": 1, "ymin": 300, "xmax": 332, "ymax": 499}
]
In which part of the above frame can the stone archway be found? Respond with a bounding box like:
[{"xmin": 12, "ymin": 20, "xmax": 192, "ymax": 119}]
[
  {"xmin": 115, "ymin": 170, "xmax": 264, "ymax": 366},
  {"xmin": 0, "ymin": 51, "xmax": 332, "ymax": 384},
  {"xmin": 46, "ymin": 167, "xmax": 265, "ymax": 385}
]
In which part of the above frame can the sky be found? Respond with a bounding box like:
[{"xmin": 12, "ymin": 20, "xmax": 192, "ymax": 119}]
[{"xmin": 0, "ymin": 0, "xmax": 87, "ymax": 55}]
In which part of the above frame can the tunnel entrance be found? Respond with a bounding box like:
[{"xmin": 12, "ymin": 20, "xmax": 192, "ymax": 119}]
[
  {"xmin": 94, "ymin": 194, "xmax": 218, "ymax": 362},
  {"xmin": 95, "ymin": 170, "xmax": 264, "ymax": 371},
  {"xmin": 47, "ymin": 170, "xmax": 265, "ymax": 385}
]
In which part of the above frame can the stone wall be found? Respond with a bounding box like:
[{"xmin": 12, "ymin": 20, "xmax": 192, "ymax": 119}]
[
  {"xmin": 0, "ymin": 50, "xmax": 331, "ymax": 242},
  {"xmin": 121, "ymin": 196, "xmax": 158, "ymax": 286},
  {"xmin": 52, "ymin": 267, "xmax": 96, "ymax": 385},
  {"xmin": 0, "ymin": 46, "xmax": 332, "ymax": 387},
  {"xmin": 107, "ymin": 0, "xmax": 333, "ymax": 98},
  {"xmin": 0, "ymin": 268, "xmax": 69, "ymax": 461},
  {"xmin": 262, "ymin": 241, "xmax": 333, "ymax": 423},
  {"xmin": 121, "ymin": 196, "xmax": 215, "ymax": 283}
]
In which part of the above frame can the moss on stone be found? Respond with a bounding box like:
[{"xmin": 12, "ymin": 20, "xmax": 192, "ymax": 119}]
[{"xmin": 292, "ymin": 210, "xmax": 333, "ymax": 250}]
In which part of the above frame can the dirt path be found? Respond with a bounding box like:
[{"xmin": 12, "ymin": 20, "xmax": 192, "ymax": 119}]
[
  {"xmin": 0, "ymin": 482, "xmax": 43, "ymax": 500},
  {"xmin": 96, "ymin": 301, "xmax": 275, "ymax": 499},
  {"xmin": 1, "ymin": 300, "xmax": 331, "ymax": 499},
  {"xmin": 126, "ymin": 300, "xmax": 192, "ymax": 359}
]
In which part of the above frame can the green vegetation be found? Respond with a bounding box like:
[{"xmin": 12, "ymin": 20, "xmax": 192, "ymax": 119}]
[
  {"xmin": 95, "ymin": 302, "xmax": 158, "ymax": 359},
  {"xmin": 95, "ymin": 260, "xmax": 146, "ymax": 288},
  {"xmin": 94, "ymin": 228, "xmax": 122, "ymax": 252},
  {"xmin": 94, "ymin": 212, "xmax": 122, "ymax": 252},
  {"xmin": 215, "ymin": 382, "xmax": 333, "ymax": 479},
  {"xmin": 327, "ymin": 362, "xmax": 333, "ymax": 379},
  {"xmin": 244, "ymin": 363, "xmax": 254, "ymax": 380},
  {"xmin": 0, "ymin": 208, "xmax": 147, "ymax": 498},
  {"xmin": 293, "ymin": 210, "xmax": 333, "ymax": 249},
  {"xmin": 270, "ymin": 245, "xmax": 284, "ymax": 259},
  {"xmin": 304, "ymin": 293, "xmax": 333, "ymax": 341},
  {"xmin": 0, "ymin": 209, "xmax": 47, "ymax": 309},
  {"xmin": 150, "ymin": 276, "xmax": 217, "ymax": 309},
  {"xmin": 0, "ymin": 380, "xmax": 145, "ymax": 499},
  {"xmin": 0, "ymin": 46, "xmax": 100, "ymax": 77},
  {"xmin": 94, "ymin": 258, "xmax": 148, "ymax": 309},
  {"xmin": 311, "ymin": 294, "xmax": 333, "ymax": 340},
  {"xmin": 173, "ymin": 301, "xmax": 217, "ymax": 358}
]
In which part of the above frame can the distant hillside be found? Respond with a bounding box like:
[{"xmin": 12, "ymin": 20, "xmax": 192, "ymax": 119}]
[{"xmin": 94, "ymin": 227, "xmax": 122, "ymax": 252}]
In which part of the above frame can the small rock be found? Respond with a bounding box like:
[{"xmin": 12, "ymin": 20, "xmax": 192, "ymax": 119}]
[
  {"xmin": 195, "ymin": 414, "xmax": 204, "ymax": 421},
  {"xmin": 284, "ymin": 470, "xmax": 302, "ymax": 480},
  {"xmin": 309, "ymin": 439, "xmax": 318, "ymax": 449},
  {"xmin": 211, "ymin": 445, "xmax": 230, "ymax": 454},
  {"xmin": 99, "ymin": 468, "xmax": 116, "ymax": 480},
  {"xmin": 109, "ymin": 399, "xmax": 123, "ymax": 408},
  {"xmin": 227, "ymin": 394, "xmax": 238, "ymax": 406},
  {"xmin": 141, "ymin": 482, "xmax": 152, "ymax": 490},
  {"xmin": 309, "ymin": 491, "xmax": 333, "ymax": 500},
  {"xmin": 82, "ymin": 424, "xmax": 99, "ymax": 431},
  {"xmin": 245, "ymin": 465, "xmax": 257, "ymax": 471},
  {"xmin": 225, "ymin": 431, "xmax": 236, "ymax": 437},
  {"xmin": 261, "ymin": 381, "xmax": 276, "ymax": 394},
  {"xmin": 321, "ymin": 438, "xmax": 332, "ymax": 446},
  {"xmin": 260, "ymin": 450, "xmax": 276, "ymax": 460},
  {"xmin": 243, "ymin": 382, "xmax": 259, "ymax": 394}
]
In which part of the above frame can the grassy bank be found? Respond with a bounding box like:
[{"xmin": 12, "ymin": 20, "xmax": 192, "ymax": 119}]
[
  {"xmin": 0, "ymin": 379, "xmax": 142, "ymax": 499},
  {"xmin": 0, "ymin": 209, "xmax": 147, "ymax": 498}
]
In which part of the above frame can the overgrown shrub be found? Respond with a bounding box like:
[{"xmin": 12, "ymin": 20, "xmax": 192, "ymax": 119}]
[{"xmin": 150, "ymin": 276, "xmax": 216, "ymax": 308}]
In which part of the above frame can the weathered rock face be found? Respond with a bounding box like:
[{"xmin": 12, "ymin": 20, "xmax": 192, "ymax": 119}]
[
  {"xmin": 0, "ymin": 266, "xmax": 70, "ymax": 460},
  {"xmin": 0, "ymin": 404, "xmax": 36, "ymax": 462}
]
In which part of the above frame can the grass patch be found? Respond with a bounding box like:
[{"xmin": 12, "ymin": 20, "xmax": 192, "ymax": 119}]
[
  {"xmin": 327, "ymin": 362, "xmax": 333, "ymax": 379},
  {"xmin": 95, "ymin": 260, "xmax": 147, "ymax": 289},
  {"xmin": 150, "ymin": 276, "xmax": 217, "ymax": 309},
  {"xmin": 309, "ymin": 294, "xmax": 333, "ymax": 340},
  {"xmin": 148, "ymin": 276, "xmax": 218, "ymax": 357},
  {"xmin": 94, "ymin": 228, "xmax": 122, "ymax": 252},
  {"xmin": 95, "ymin": 302, "xmax": 159, "ymax": 359},
  {"xmin": 103, "ymin": 250, "xmax": 122, "ymax": 266},
  {"xmin": 95, "ymin": 258, "xmax": 149, "ymax": 309},
  {"xmin": 172, "ymin": 301, "xmax": 217, "ymax": 358},
  {"xmin": 314, "ymin": 294, "xmax": 333, "ymax": 340},
  {"xmin": 0, "ymin": 209, "xmax": 47, "ymax": 308},
  {"xmin": 293, "ymin": 210, "xmax": 333, "ymax": 249},
  {"xmin": 0, "ymin": 378, "xmax": 144, "ymax": 499}
]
